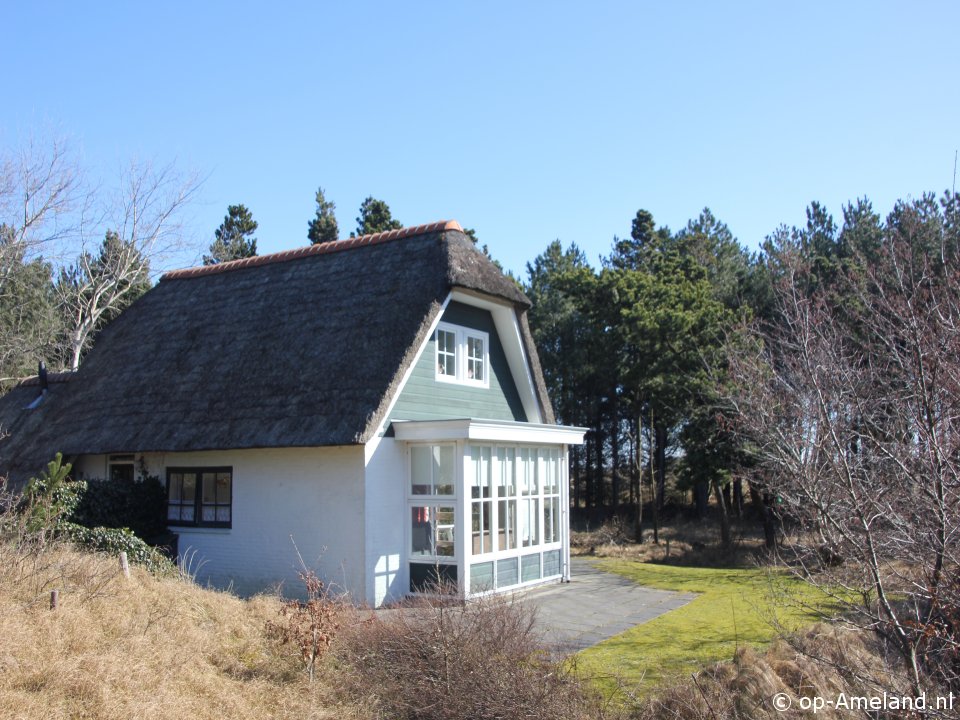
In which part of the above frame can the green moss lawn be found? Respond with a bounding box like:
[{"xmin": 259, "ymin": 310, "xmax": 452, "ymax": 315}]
[{"xmin": 576, "ymin": 560, "xmax": 839, "ymax": 693}]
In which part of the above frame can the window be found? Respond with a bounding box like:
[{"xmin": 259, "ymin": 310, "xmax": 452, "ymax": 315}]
[
  {"xmin": 109, "ymin": 454, "xmax": 135, "ymax": 483},
  {"xmin": 409, "ymin": 445, "xmax": 456, "ymax": 568},
  {"xmin": 434, "ymin": 322, "xmax": 489, "ymax": 387},
  {"xmin": 167, "ymin": 467, "xmax": 232, "ymax": 528},
  {"xmin": 411, "ymin": 445, "xmax": 455, "ymax": 496},
  {"xmin": 411, "ymin": 505, "xmax": 455, "ymax": 557}
]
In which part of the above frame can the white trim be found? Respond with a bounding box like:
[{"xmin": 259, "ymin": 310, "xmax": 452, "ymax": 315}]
[{"xmin": 393, "ymin": 418, "xmax": 587, "ymax": 446}]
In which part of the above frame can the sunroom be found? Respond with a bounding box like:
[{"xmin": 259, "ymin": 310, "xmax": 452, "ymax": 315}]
[{"xmin": 392, "ymin": 419, "xmax": 586, "ymax": 597}]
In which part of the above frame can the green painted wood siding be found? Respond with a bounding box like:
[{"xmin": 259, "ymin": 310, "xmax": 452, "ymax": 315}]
[{"xmin": 389, "ymin": 302, "xmax": 527, "ymax": 423}]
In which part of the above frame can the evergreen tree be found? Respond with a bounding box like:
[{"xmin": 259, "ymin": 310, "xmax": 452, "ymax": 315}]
[
  {"xmin": 352, "ymin": 197, "xmax": 402, "ymax": 237},
  {"xmin": 204, "ymin": 204, "xmax": 258, "ymax": 265},
  {"xmin": 307, "ymin": 187, "xmax": 339, "ymax": 244}
]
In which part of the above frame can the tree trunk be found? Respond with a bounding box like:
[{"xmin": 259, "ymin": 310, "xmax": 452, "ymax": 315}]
[
  {"xmin": 713, "ymin": 479, "xmax": 731, "ymax": 547},
  {"xmin": 694, "ymin": 482, "xmax": 709, "ymax": 519},
  {"xmin": 732, "ymin": 478, "xmax": 744, "ymax": 517},
  {"xmin": 655, "ymin": 422, "xmax": 667, "ymax": 511},
  {"xmin": 611, "ymin": 409, "xmax": 621, "ymax": 514},
  {"xmin": 650, "ymin": 408, "xmax": 659, "ymax": 544},
  {"xmin": 634, "ymin": 414, "xmax": 643, "ymax": 543},
  {"xmin": 761, "ymin": 491, "xmax": 777, "ymax": 550}
]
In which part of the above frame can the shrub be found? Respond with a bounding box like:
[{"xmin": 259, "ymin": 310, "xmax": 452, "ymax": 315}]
[
  {"xmin": 265, "ymin": 570, "xmax": 344, "ymax": 682},
  {"xmin": 331, "ymin": 593, "xmax": 601, "ymax": 720},
  {"xmin": 19, "ymin": 453, "xmax": 85, "ymax": 538},
  {"xmin": 65, "ymin": 524, "xmax": 173, "ymax": 575},
  {"xmin": 71, "ymin": 471, "xmax": 167, "ymax": 540}
]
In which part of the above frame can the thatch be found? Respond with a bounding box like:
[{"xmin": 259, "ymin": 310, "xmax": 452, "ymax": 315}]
[{"xmin": 0, "ymin": 224, "xmax": 554, "ymax": 483}]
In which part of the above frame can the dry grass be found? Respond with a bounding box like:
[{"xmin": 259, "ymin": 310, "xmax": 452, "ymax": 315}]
[
  {"xmin": 628, "ymin": 624, "xmax": 915, "ymax": 720},
  {"xmin": 330, "ymin": 592, "xmax": 607, "ymax": 720},
  {"xmin": 0, "ymin": 541, "xmax": 363, "ymax": 720},
  {"xmin": 571, "ymin": 516, "xmax": 766, "ymax": 567}
]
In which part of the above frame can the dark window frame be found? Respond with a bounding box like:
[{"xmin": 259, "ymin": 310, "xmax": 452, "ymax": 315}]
[{"xmin": 166, "ymin": 466, "xmax": 233, "ymax": 529}]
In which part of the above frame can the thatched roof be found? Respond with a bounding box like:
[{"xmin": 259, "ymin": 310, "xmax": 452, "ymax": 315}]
[{"xmin": 0, "ymin": 222, "xmax": 554, "ymax": 483}]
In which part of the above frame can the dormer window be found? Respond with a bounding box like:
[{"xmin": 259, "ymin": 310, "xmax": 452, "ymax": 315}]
[{"xmin": 435, "ymin": 322, "xmax": 489, "ymax": 388}]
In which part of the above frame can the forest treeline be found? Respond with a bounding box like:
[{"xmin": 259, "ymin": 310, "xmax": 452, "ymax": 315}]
[{"xmin": 522, "ymin": 194, "xmax": 960, "ymax": 539}]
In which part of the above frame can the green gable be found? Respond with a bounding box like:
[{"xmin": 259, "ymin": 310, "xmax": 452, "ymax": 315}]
[{"xmin": 388, "ymin": 301, "xmax": 527, "ymax": 425}]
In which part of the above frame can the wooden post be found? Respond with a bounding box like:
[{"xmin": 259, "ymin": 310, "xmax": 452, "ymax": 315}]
[
  {"xmin": 50, "ymin": 589, "xmax": 59, "ymax": 610},
  {"xmin": 119, "ymin": 551, "xmax": 130, "ymax": 579}
]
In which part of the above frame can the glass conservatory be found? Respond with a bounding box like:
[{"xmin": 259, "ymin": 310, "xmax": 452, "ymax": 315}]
[{"xmin": 393, "ymin": 419, "xmax": 586, "ymax": 596}]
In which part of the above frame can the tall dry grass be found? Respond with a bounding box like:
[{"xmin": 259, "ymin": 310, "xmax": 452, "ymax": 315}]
[{"xmin": 0, "ymin": 538, "xmax": 362, "ymax": 720}]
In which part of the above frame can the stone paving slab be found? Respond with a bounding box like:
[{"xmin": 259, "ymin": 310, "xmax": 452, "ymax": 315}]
[{"xmin": 520, "ymin": 557, "xmax": 697, "ymax": 655}]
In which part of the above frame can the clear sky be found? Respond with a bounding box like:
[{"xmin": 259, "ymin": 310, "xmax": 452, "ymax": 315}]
[{"xmin": 4, "ymin": 1, "xmax": 958, "ymax": 277}]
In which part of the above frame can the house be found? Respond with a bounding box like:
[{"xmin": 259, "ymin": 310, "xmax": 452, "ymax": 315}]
[{"xmin": 0, "ymin": 221, "xmax": 585, "ymax": 606}]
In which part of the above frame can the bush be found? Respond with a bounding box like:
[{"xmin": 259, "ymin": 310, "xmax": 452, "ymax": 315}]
[
  {"xmin": 19, "ymin": 453, "xmax": 85, "ymax": 538},
  {"xmin": 331, "ymin": 594, "xmax": 601, "ymax": 720},
  {"xmin": 65, "ymin": 524, "xmax": 173, "ymax": 575},
  {"xmin": 71, "ymin": 473, "xmax": 167, "ymax": 540}
]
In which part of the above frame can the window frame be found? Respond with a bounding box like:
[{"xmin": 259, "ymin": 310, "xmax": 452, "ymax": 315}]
[
  {"xmin": 407, "ymin": 443, "xmax": 458, "ymax": 566},
  {"xmin": 434, "ymin": 322, "xmax": 490, "ymax": 389},
  {"xmin": 166, "ymin": 466, "xmax": 233, "ymax": 529}
]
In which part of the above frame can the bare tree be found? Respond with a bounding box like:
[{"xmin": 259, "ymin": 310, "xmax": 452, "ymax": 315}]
[
  {"xmin": 728, "ymin": 194, "xmax": 960, "ymax": 698},
  {"xmin": 57, "ymin": 160, "xmax": 200, "ymax": 370},
  {"xmin": 0, "ymin": 138, "xmax": 85, "ymax": 381}
]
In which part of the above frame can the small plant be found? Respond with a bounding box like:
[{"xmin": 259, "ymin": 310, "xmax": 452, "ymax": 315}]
[
  {"xmin": 265, "ymin": 570, "xmax": 343, "ymax": 682},
  {"xmin": 65, "ymin": 525, "xmax": 173, "ymax": 575},
  {"xmin": 19, "ymin": 453, "xmax": 85, "ymax": 540}
]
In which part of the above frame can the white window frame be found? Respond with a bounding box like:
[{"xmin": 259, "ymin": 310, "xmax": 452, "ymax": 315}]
[
  {"xmin": 434, "ymin": 322, "xmax": 490, "ymax": 389},
  {"xmin": 407, "ymin": 443, "xmax": 458, "ymax": 565}
]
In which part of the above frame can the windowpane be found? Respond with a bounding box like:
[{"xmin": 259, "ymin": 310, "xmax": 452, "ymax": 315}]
[
  {"xmin": 435, "ymin": 446, "xmax": 454, "ymax": 496},
  {"xmin": 202, "ymin": 473, "xmax": 217, "ymax": 503},
  {"xmin": 436, "ymin": 506, "xmax": 455, "ymax": 556},
  {"xmin": 411, "ymin": 446, "xmax": 431, "ymax": 494},
  {"xmin": 471, "ymin": 446, "xmax": 491, "ymax": 499},
  {"xmin": 182, "ymin": 473, "xmax": 196, "ymax": 501},
  {"xmin": 466, "ymin": 335, "xmax": 484, "ymax": 382},
  {"xmin": 436, "ymin": 329, "xmax": 456, "ymax": 377},
  {"xmin": 411, "ymin": 506, "xmax": 432, "ymax": 556},
  {"xmin": 217, "ymin": 473, "xmax": 231, "ymax": 503},
  {"xmin": 216, "ymin": 507, "xmax": 231, "ymax": 523},
  {"xmin": 544, "ymin": 496, "xmax": 560, "ymax": 544},
  {"xmin": 202, "ymin": 506, "xmax": 216, "ymax": 522},
  {"xmin": 497, "ymin": 447, "xmax": 515, "ymax": 497},
  {"xmin": 169, "ymin": 473, "xmax": 182, "ymax": 502},
  {"xmin": 498, "ymin": 498, "xmax": 517, "ymax": 551},
  {"xmin": 521, "ymin": 498, "xmax": 540, "ymax": 547}
]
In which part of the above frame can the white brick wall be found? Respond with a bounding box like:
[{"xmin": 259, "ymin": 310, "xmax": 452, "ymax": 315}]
[
  {"xmin": 76, "ymin": 446, "xmax": 367, "ymax": 601},
  {"xmin": 363, "ymin": 435, "xmax": 407, "ymax": 606}
]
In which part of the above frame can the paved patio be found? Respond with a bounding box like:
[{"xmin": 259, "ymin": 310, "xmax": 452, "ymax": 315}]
[{"xmin": 520, "ymin": 557, "xmax": 697, "ymax": 654}]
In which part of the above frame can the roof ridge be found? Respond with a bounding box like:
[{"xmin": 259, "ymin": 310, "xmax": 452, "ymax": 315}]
[{"xmin": 162, "ymin": 220, "xmax": 464, "ymax": 281}]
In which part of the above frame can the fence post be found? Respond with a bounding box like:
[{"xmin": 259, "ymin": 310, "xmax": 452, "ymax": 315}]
[
  {"xmin": 50, "ymin": 589, "xmax": 59, "ymax": 610},
  {"xmin": 120, "ymin": 551, "xmax": 130, "ymax": 579}
]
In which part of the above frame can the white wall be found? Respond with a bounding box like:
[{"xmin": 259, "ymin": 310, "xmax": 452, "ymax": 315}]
[
  {"xmin": 363, "ymin": 435, "xmax": 407, "ymax": 607},
  {"xmin": 76, "ymin": 447, "xmax": 367, "ymax": 602}
]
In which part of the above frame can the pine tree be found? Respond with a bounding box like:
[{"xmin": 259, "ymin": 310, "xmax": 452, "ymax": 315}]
[
  {"xmin": 307, "ymin": 187, "xmax": 339, "ymax": 244},
  {"xmin": 204, "ymin": 205, "xmax": 258, "ymax": 265},
  {"xmin": 352, "ymin": 197, "xmax": 402, "ymax": 237}
]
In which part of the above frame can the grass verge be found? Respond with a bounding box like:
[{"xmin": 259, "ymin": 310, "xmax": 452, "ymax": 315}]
[{"xmin": 577, "ymin": 560, "xmax": 840, "ymax": 695}]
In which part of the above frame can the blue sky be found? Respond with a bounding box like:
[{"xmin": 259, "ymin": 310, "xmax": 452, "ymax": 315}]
[{"xmin": 4, "ymin": 1, "xmax": 958, "ymax": 277}]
